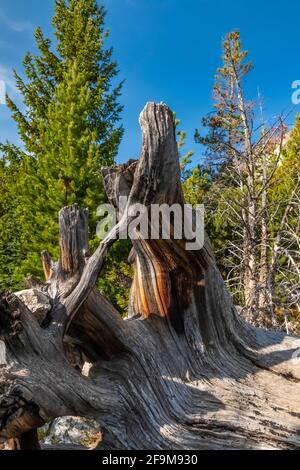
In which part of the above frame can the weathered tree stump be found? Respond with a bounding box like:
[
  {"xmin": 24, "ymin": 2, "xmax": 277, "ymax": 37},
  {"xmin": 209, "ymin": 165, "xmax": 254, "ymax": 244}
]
[{"xmin": 1, "ymin": 103, "xmax": 300, "ymax": 450}]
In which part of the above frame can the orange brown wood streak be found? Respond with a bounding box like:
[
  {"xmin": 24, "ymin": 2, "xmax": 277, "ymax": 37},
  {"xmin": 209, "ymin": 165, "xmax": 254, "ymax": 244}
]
[
  {"xmin": 135, "ymin": 256, "xmax": 151, "ymax": 316},
  {"xmin": 41, "ymin": 250, "xmax": 53, "ymax": 281}
]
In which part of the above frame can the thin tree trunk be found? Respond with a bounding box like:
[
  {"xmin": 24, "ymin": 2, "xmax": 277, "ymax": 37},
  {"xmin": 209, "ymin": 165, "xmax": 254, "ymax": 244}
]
[
  {"xmin": 1, "ymin": 103, "xmax": 300, "ymax": 450},
  {"xmin": 233, "ymin": 63, "xmax": 258, "ymax": 315},
  {"xmin": 258, "ymin": 148, "xmax": 272, "ymax": 325}
]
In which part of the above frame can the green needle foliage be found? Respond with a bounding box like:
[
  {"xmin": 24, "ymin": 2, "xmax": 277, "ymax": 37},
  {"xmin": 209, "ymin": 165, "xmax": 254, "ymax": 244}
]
[{"xmin": 0, "ymin": 0, "xmax": 125, "ymax": 294}]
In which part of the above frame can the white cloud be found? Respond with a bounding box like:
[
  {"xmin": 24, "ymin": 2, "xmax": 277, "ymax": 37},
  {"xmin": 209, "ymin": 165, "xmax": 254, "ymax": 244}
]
[
  {"xmin": 0, "ymin": 12, "xmax": 33, "ymax": 33},
  {"xmin": 0, "ymin": 64, "xmax": 20, "ymax": 99}
]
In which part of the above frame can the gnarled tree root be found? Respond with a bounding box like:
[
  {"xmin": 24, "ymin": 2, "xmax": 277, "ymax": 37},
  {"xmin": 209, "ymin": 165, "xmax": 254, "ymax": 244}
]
[{"xmin": 1, "ymin": 103, "xmax": 300, "ymax": 450}]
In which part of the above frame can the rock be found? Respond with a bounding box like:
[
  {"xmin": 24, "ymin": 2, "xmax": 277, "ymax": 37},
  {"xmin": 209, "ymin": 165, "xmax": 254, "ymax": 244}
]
[
  {"xmin": 40, "ymin": 417, "xmax": 101, "ymax": 449},
  {"xmin": 82, "ymin": 361, "xmax": 92, "ymax": 377},
  {"xmin": 15, "ymin": 289, "xmax": 52, "ymax": 324},
  {"xmin": 42, "ymin": 443, "xmax": 88, "ymax": 450}
]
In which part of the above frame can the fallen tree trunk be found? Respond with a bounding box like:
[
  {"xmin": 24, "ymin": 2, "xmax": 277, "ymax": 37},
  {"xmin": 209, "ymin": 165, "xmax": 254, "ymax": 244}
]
[{"xmin": 1, "ymin": 102, "xmax": 300, "ymax": 450}]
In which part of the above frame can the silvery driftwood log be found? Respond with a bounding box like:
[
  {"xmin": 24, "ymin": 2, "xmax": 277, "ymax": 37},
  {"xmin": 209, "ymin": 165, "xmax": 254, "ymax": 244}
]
[{"xmin": 1, "ymin": 103, "xmax": 300, "ymax": 450}]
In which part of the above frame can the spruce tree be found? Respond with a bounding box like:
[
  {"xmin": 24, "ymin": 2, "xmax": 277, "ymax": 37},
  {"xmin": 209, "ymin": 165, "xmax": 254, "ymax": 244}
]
[{"xmin": 0, "ymin": 0, "xmax": 123, "ymax": 287}]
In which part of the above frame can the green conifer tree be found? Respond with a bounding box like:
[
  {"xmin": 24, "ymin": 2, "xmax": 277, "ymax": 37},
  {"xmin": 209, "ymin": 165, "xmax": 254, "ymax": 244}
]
[{"xmin": 0, "ymin": 0, "xmax": 123, "ymax": 287}]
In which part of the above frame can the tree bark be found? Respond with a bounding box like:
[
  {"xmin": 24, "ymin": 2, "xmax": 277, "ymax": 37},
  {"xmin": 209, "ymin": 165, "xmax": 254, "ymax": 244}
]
[{"xmin": 1, "ymin": 102, "xmax": 300, "ymax": 450}]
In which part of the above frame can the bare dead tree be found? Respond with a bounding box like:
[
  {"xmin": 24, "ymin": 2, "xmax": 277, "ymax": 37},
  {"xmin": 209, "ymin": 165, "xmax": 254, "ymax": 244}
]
[
  {"xmin": 1, "ymin": 103, "xmax": 300, "ymax": 451},
  {"xmin": 198, "ymin": 31, "xmax": 299, "ymax": 326},
  {"xmin": 268, "ymin": 189, "xmax": 300, "ymax": 333}
]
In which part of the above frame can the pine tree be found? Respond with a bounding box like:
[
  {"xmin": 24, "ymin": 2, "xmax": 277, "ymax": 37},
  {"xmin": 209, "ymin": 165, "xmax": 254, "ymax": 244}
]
[
  {"xmin": 195, "ymin": 31, "xmax": 257, "ymax": 310},
  {"xmin": 267, "ymin": 116, "xmax": 300, "ymax": 328},
  {"xmin": 0, "ymin": 150, "xmax": 24, "ymax": 290},
  {"xmin": 0, "ymin": 0, "xmax": 123, "ymax": 287},
  {"xmin": 192, "ymin": 32, "xmax": 300, "ymax": 328}
]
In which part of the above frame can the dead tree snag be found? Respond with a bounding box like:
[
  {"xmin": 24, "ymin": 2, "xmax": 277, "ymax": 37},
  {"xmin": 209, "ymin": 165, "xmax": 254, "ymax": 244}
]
[{"xmin": 1, "ymin": 103, "xmax": 300, "ymax": 450}]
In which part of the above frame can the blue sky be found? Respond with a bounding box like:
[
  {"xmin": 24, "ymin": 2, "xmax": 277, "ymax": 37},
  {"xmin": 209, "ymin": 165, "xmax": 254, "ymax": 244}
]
[{"xmin": 0, "ymin": 0, "xmax": 300, "ymax": 163}]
